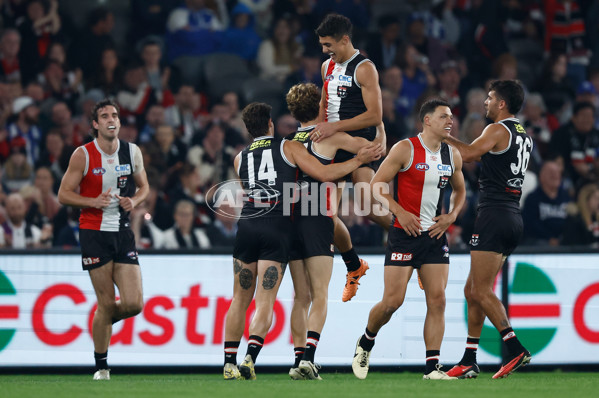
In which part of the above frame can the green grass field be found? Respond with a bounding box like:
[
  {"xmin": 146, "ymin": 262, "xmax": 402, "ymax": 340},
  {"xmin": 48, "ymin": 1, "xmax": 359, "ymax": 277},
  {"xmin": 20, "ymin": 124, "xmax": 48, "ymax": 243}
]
[{"xmin": 1, "ymin": 371, "xmax": 598, "ymax": 398}]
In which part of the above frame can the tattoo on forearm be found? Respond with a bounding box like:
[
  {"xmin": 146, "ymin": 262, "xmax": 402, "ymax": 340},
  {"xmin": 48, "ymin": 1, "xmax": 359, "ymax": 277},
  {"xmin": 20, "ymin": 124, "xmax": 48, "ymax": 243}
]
[
  {"xmin": 233, "ymin": 259, "xmax": 242, "ymax": 274},
  {"xmin": 262, "ymin": 266, "xmax": 279, "ymax": 290},
  {"xmin": 239, "ymin": 268, "xmax": 253, "ymax": 290}
]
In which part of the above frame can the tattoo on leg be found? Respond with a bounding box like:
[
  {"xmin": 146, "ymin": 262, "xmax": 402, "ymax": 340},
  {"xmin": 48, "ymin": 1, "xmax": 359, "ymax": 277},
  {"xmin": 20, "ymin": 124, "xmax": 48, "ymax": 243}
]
[
  {"xmin": 239, "ymin": 268, "xmax": 253, "ymax": 290},
  {"xmin": 262, "ymin": 266, "xmax": 279, "ymax": 290},
  {"xmin": 233, "ymin": 259, "xmax": 242, "ymax": 275},
  {"xmin": 500, "ymin": 319, "xmax": 510, "ymax": 328},
  {"xmin": 280, "ymin": 262, "xmax": 287, "ymax": 274}
]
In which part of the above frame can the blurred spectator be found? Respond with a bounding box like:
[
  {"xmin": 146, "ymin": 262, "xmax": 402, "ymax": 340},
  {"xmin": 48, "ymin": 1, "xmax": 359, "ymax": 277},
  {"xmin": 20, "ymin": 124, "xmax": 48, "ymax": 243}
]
[
  {"xmin": 52, "ymin": 205, "xmax": 79, "ymax": 247},
  {"xmin": 139, "ymin": 104, "xmax": 166, "ymax": 144},
  {"xmin": 406, "ymin": 12, "xmax": 449, "ymax": 74},
  {"xmin": 86, "ymin": 47, "xmax": 123, "ymax": 98},
  {"xmin": 436, "ymin": 59, "xmax": 462, "ymax": 117},
  {"xmin": 381, "ymin": 88, "xmax": 407, "ymax": 149},
  {"xmin": 221, "ymin": 91, "xmax": 248, "ymax": 141},
  {"xmin": 29, "ymin": 165, "xmax": 60, "ymax": 222},
  {"xmin": 522, "ymin": 160, "xmax": 571, "ymax": 246},
  {"xmin": 521, "ymin": 93, "xmax": 560, "ymax": 170},
  {"xmin": 49, "ymin": 100, "xmax": 84, "ymax": 147},
  {"xmin": 117, "ymin": 62, "xmax": 169, "ymax": 129},
  {"xmin": 463, "ymin": 87, "xmax": 486, "ymax": 121},
  {"xmin": 536, "ymin": 53, "xmax": 576, "ymax": 122},
  {"xmin": 338, "ymin": 197, "xmax": 382, "ymax": 247},
  {"xmin": 68, "ymin": 7, "xmax": 116, "ymax": 79},
  {"xmin": 365, "ymin": 15, "xmax": 402, "ymax": 71},
  {"xmin": 491, "ymin": 53, "xmax": 518, "ymax": 81},
  {"xmin": 206, "ymin": 201, "xmax": 238, "ymax": 247},
  {"xmin": 35, "ymin": 128, "xmax": 73, "ymax": 187},
  {"xmin": 549, "ymin": 101, "xmax": 599, "ymax": 187},
  {"xmin": 147, "ymin": 124, "xmax": 187, "ymax": 173},
  {"xmin": 138, "ymin": 36, "xmax": 172, "ymax": 101},
  {"xmin": 16, "ymin": 0, "xmax": 62, "ymax": 84},
  {"xmin": 164, "ymin": 84, "xmax": 203, "ymax": 146},
  {"xmin": 257, "ymin": 16, "xmax": 303, "ymax": 84},
  {"xmin": 72, "ymin": 89, "xmax": 103, "ymax": 140},
  {"xmin": 459, "ymin": 112, "xmax": 485, "ymax": 144},
  {"xmin": 274, "ymin": 113, "xmax": 297, "ymax": 139},
  {"xmin": 220, "ymin": 3, "xmax": 261, "ymax": 62},
  {"xmin": 206, "ymin": 102, "xmax": 245, "ymax": 149},
  {"xmin": 165, "ymin": 163, "xmax": 210, "ymax": 223},
  {"xmin": 128, "ymin": 0, "xmax": 176, "ymax": 45},
  {"xmin": 37, "ymin": 59, "xmax": 81, "ymax": 107},
  {"xmin": 118, "ymin": 121, "xmax": 138, "ymax": 143},
  {"xmin": 187, "ymin": 122, "xmax": 235, "ymax": 188},
  {"xmin": 238, "ymin": 0, "xmax": 273, "ymax": 37},
  {"xmin": 0, "ymin": 126, "xmax": 9, "ymax": 162},
  {"xmin": 165, "ymin": 0, "xmax": 225, "ymax": 61},
  {"xmin": 543, "ymin": 0, "xmax": 590, "ymax": 88},
  {"xmin": 130, "ymin": 197, "xmax": 164, "ymax": 249},
  {"xmin": 425, "ymin": 0, "xmax": 460, "ymax": 47},
  {"xmin": 2, "ymin": 144, "xmax": 33, "ymax": 192},
  {"xmin": 42, "ymin": 40, "xmax": 83, "ymax": 100},
  {"xmin": 575, "ymin": 80, "xmax": 599, "ymax": 115},
  {"xmin": 0, "ymin": 28, "xmax": 22, "ymax": 84},
  {"xmin": 0, "ymin": 192, "xmax": 49, "ymax": 248},
  {"xmin": 23, "ymin": 81, "xmax": 43, "ymax": 103},
  {"xmin": 395, "ymin": 44, "xmax": 436, "ymax": 119},
  {"xmin": 7, "ymin": 95, "xmax": 41, "ymax": 166},
  {"xmin": 162, "ymin": 199, "xmax": 210, "ymax": 249},
  {"xmin": 284, "ymin": 45, "xmax": 322, "ymax": 90},
  {"xmin": 562, "ymin": 183, "xmax": 599, "ymax": 247}
]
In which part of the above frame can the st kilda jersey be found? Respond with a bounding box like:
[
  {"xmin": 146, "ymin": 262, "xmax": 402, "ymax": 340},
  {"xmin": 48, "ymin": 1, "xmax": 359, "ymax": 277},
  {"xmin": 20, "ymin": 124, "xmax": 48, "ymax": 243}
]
[
  {"xmin": 237, "ymin": 136, "xmax": 298, "ymax": 218},
  {"xmin": 393, "ymin": 135, "xmax": 455, "ymax": 231},
  {"xmin": 478, "ymin": 118, "xmax": 533, "ymax": 209},
  {"xmin": 79, "ymin": 139, "xmax": 139, "ymax": 231},
  {"xmin": 287, "ymin": 126, "xmax": 334, "ymax": 217},
  {"xmin": 323, "ymin": 50, "xmax": 376, "ymax": 143}
]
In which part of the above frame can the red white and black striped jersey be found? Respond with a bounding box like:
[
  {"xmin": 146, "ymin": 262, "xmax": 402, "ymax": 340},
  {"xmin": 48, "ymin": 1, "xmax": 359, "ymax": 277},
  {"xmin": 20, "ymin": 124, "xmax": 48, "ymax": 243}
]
[
  {"xmin": 79, "ymin": 139, "xmax": 139, "ymax": 231},
  {"xmin": 393, "ymin": 134, "xmax": 454, "ymax": 231},
  {"xmin": 323, "ymin": 51, "xmax": 376, "ymax": 142}
]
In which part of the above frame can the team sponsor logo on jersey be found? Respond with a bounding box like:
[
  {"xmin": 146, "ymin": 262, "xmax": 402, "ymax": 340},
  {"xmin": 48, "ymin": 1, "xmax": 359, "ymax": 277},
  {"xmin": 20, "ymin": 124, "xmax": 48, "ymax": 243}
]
[
  {"xmin": 515, "ymin": 123, "xmax": 526, "ymax": 133},
  {"xmin": 470, "ymin": 234, "xmax": 479, "ymax": 246},
  {"xmin": 92, "ymin": 167, "xmax": 106, "ymax": 175},
  {"xmin": 337, "ymin": 85, "xmax": 348, "ymax": 98},
  {"xmin": 82, "ymin": 257, "xmax": 100, "ymax": 266},
  {"xmin": 293, "ymin": 132, "xmax": 310, "ymax": 142},
  {"xmin": 390, "ymin": 252, "xmax": 413, "ymax": 261},
  {"xmin": 115, "ymin": 164, "xmax": 131, "ymax": 176},
  {"xmin": 325, "ymin": 74, "xmax": 334, "ymax": 82},
  {"xmin": 415, "ymin": 163, "xmax": 429, "ymax": 171},
  {"xmin": 118, "ymin": 176, "xmax": 128, "ymax": 188},
  {"xmin": 507, "ymin": 178, "xmax": 524, "ymax": 188},
  {"xmin": 437, "ymin": 175, "xmax": 449, "ymax": 189},
  {"xmin": 338, "ymin": 74, "xmax": 353, "ymax": 86},
  {"xmin": 249, "ymin": 139, "xmax": 272, "ymax": 151},
  {"xmin": 437, "ymin": 164, "xmax": 452, "ymax": 174}
]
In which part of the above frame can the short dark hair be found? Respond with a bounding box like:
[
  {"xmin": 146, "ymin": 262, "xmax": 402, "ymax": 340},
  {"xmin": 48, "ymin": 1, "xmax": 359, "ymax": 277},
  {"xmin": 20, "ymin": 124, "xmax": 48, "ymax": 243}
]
[
  {"xmin": 91, "ymin": 98, "xmax": 120, "ymax": 138},
  {"xmin": 315, "ymin": 14, "xmax": 353, "ymax": 40},
  {"xmin": 242, "ymin": 102, "xmax": 272, "ymax": 138},
  {"xmin": 573, "ymin": 101, "xmax": 595, "ymax": 116},
  {"xmin": 489, "ymin": 80, "xmax": 525, "ymax": 115},
  {"xmin": 419, "ymin": 98, "xmax": 451, "ymax": 122},
  {"xmin": 286, "ymin": 83, "xmax": 320, "ymax": 123}
]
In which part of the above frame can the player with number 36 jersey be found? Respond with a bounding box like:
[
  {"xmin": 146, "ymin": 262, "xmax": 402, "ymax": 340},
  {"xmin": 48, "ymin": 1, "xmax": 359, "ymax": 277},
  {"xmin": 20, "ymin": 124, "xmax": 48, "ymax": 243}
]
[{"xmin": 444, "ymin": 80, "xmax": 533, "ymax": 380}]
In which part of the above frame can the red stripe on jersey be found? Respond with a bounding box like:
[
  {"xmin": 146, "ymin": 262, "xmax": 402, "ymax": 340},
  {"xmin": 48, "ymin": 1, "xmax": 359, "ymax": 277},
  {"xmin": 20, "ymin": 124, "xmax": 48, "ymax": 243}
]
[
  {"xmin": 393, "ymin": 137, "xmax": 425, "ymax": 229},
  {"xmin": 79, "ymin": 143, "xmax": 103, "ymax": 230},
  {"xmin": 323, "ymin": 60, "xmax": 335, "ymax": 122}
]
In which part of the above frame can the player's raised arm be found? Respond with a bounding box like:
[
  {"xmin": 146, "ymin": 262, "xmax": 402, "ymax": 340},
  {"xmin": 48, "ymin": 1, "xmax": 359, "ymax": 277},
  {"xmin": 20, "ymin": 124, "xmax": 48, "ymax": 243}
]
[{"xmin": 444, "ymin": 123, "xmax": 509, "ymax": 162}]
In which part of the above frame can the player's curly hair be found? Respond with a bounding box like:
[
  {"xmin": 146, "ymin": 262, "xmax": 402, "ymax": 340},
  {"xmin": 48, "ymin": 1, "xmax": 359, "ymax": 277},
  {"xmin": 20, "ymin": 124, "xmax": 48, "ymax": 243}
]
[{"xmin": 286, "ymin": 83, "xmax": 320, "ymax": 123}]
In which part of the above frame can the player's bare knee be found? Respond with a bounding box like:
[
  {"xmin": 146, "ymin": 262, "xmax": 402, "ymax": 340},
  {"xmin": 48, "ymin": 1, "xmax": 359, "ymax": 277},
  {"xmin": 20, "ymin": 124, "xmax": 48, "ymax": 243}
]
[{"xmin": 426, "ymin": 294, "xmax": 446, "ymax": 313}]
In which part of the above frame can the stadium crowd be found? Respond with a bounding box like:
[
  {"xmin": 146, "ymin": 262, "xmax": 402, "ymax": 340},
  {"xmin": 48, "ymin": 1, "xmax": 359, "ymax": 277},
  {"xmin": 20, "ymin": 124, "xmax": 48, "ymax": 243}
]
[{"xmin": 0, "ymin": 0, "xmax": 598, "ymax": 250}]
